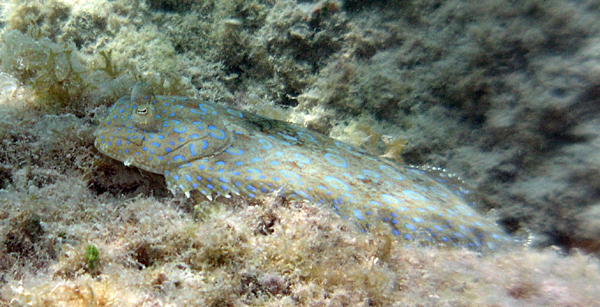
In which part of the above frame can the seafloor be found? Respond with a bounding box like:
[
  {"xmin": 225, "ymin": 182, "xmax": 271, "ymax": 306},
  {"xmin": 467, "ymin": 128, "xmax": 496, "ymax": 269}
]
[{"xmin": 1, "ymin": 0, "xmax": 600, "ymax": 306}]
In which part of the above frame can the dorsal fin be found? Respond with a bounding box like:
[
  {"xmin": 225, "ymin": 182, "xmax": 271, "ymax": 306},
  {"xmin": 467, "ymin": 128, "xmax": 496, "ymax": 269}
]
[
  {"xmin": 409, "ymin": 165, "xmax": 480, "ymax": 207},
  {"xmin": 131, "ymin": 82, "xmax": 155, "ymax": 103}
]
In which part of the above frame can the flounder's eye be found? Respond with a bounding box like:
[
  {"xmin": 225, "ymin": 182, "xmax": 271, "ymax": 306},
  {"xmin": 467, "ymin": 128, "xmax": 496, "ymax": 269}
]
[{"xmin": 132, "ymin": 104, "xmax": 158, "ymax": 131}]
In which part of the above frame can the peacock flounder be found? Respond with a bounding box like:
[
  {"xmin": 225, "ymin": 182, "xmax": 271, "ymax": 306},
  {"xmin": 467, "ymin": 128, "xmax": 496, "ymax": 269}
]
[{"xmin": 95, "ymin": 82, "xmax": 513, "ymax": 252}]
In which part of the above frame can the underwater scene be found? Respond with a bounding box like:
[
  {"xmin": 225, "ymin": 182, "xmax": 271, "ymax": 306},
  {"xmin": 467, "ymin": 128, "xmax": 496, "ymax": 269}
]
[{"xmin": 0, "ymin": 0, "xmax": 600, "ymax": 305}]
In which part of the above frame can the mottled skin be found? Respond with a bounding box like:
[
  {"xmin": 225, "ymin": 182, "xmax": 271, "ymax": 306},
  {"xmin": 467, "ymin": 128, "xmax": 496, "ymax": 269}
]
[{"xmin": 95, "ymin": 83, "xmax": 512, "ymax": 251}]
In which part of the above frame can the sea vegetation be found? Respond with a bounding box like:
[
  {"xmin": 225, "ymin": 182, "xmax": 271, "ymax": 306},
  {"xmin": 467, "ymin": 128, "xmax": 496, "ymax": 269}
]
[
  {"xmin": 1, "ymin": 193, "xmax": 599, "ymax": 306},
  {"xmin": 84, "ymin": 244, "xmax": 100, "ymax": 273}
]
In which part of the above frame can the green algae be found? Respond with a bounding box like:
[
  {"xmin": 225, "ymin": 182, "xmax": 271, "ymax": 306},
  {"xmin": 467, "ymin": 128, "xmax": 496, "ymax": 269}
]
[{"xmin": 84, "ymin": 244, "xmax": 100, "ymax": 272}]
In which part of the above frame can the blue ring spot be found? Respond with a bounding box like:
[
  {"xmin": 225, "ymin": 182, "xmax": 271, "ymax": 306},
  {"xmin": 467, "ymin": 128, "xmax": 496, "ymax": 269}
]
[
  {"xmin": 225, "ymin": 148, "xmax": 244, "ymax": 155},
  {"xmin": 353, "ymin": 209, "xmax": 364, "ymax": 221},
  {"xmin": 190, "ymin": 108, "xmax": 205, "ymax": 115},
  {"xmin": 173, "ymin": 126, "xmax": 187, "ymax": 133},
  {"xmin": 293, "ymin": 153, "xmax": 311, "ymax": 164},
  {"xmin": 405, "ymin": 223, "xmax": 416, "ymax": 231},
  {"xmin": 324, "ymin": 153, "xmax": 347, "ymax": 167},
  {"xmin": 150, "ymin": 142, "xmax": 161, "ymax": 148},
  {"xmin": 294, "ymin": 190, "xmax": 311, "ymax": 200},
  {"xmin": 368, "ymin": 200, "xmax": 381, "ymax": 207},
  {"xmin": 198, "ymin": 104, "xmax": 217, "ymax": 115},
  {"xmin": 226, "ymin": 108, "xmax": 244, "ymax": 118},
  {"xmin": 455, "ymin": 204, "xmax": 474, "ymax": 217},
  {"xmin": 403, "ymin": 190, "xmax": 427, "ymax": 201},
  {"xmin": 379, "ymin": 164, "xmax": 404, "ymax": 180},
  {"xmin": 173, "ymin": 155, "xmax": 186, "ymax": 162},
  {"xmin": 247, "ymin": 168, "xmax": 262, "ymax": 174},
  {"xmin": 258, "ymin": 138, "xmax": 272, "ymax": 150},
  {"xmin": 201, "ymin": 140, "xmax": 209, "ymax": 150},
  {"xmin": 412, "ymin": 217, "xmax": 423, "ymax": 223},
  {"xmin": 279, "ymin": 169, "xmax": 301, "ymax": 180},
  {"xmin": 413, "ymin": 184, "xmax": 428, "ymax": 192},
  {"xmin": 297, "ymin": 131, "xmax": 318, "ymax": 143},
  {"xmin": 185, "ymin": 175, "xmax": 192, "ymax": 182},
  {"xmin": 324, "ymin": 176, "xmax": 351, "ymax": 191},
  {"xmin": 208, "ymin": 126, "xmax": 226, "ymax": 140},
  {"xmin": 277, "ymin": 132, "xmax": 298, "ymax": 142},
  {"xmin": 334, "ymin": 141, "xmax": 353, "ymax": 152},
  {"xmin": 362, "ymin": 169, "xmax": 380, "ymax": 178},
  {"xmin": 189, "ymin": 144, "xmax": 197, "ymax": 156},
  {"xmin": 381, "ymin": 194, "xmax": 401, "ymax": 204}
]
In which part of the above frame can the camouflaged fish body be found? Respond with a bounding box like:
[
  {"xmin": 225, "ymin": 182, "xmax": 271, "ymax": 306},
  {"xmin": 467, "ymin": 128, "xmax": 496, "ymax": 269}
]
[{"xmin": 95, "ymin": 83, "xmax": 512, "ymax": 251}]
